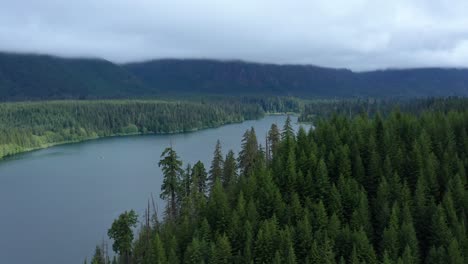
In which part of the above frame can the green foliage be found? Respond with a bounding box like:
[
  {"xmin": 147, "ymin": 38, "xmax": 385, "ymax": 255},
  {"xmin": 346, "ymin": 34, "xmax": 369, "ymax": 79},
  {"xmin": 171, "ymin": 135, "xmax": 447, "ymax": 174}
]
[
  {"xmin": 90, "ymin": 246, "xmax": 106, "ymax": 264},
  {"xmin": 107, "ymin": 210, "xmax": 138, "ymax": 262},
  {"xmin": 209, "ymin": 140, "xmax": 224, "ymax": 190},
  {"xmin": 159, "ymin": 147, "xmax": 184, "ymax": 219},
  {"xmin": 0, "ymin": 99, "xmax": 265, "ymax": 159},
  {"xmin": 99, "ymin": 104, "xmax": 468, "ymax": 264}
]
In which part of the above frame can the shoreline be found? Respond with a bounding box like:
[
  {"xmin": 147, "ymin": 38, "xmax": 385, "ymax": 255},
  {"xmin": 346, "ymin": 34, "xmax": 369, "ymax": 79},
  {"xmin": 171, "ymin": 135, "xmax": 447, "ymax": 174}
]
[
  {"xmin": 0, "ymin": 113, "xmax": 308, "ymax": 161},
  {"xmin": 0, "ymin": 119, "xmax": 248, "ymax": 160}
]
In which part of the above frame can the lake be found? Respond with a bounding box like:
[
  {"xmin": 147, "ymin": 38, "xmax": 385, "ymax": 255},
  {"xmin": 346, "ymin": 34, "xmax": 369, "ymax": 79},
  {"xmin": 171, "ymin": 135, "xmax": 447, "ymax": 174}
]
[{"xmin": 0, "ymin": 115, "xmax": 309, "ymax": 264}]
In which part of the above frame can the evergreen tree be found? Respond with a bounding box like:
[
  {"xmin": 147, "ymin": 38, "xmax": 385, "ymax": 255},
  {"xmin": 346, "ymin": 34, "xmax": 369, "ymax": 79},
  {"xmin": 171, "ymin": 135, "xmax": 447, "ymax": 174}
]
[
  {"xmin": 211, "ymin": 234, "xmax": 232, "ymax": 264},
  {"xmin": 91, "ymin": 246, "xmax": 106, "ymax": 264},
  {"xmin": 223, "ymin": 150, "xmax": 238, "ymax": 189},
  {"xmin": 238, "ymin": 128, "xmax": 259, "ymax": 176},
  {"xmin": 282, "ymin": 115, "xmax": 294, "ymax": 141},
  {"xmin": 267, "ymin": 123, "xmax": 281, "ymax": 158},
  {"xmin": 191, "ymin": 161, "xmax": 208, "ymax": 195},
  {"xmin": 159, "ymin": 147, "xmax": 184, "ymax": 219},
  {"xmin": 93, "ymin": 105, "xmax": 468, "ymax": 264},
  {"xmin": 184, "ymin": 237, "xmax": 203, "ymax": 264},
  {"xmin": 207, "ymin": 179, "xmax": 230, "ymax": 232},
  {"xmin": 209, "ymin": 140, "xmax": 224, "ymax": 190},
  {"xmin": 107, "ymin": 210, "xmax": 138, "ymax": 264},
  {"xmin": 313, "ymin": 159, "xmax": 331, "ymax": 202},
  {"xmin": 152, "ymin": 234, "xmax": 167, "ymax": 264}
]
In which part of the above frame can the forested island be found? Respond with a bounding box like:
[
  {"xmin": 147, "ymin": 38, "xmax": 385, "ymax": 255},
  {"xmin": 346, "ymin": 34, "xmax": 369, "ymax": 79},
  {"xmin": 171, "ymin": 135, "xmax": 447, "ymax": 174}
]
[{"xmin": 88, "ymin": 99, "xmax": 467, "ymax": 264}]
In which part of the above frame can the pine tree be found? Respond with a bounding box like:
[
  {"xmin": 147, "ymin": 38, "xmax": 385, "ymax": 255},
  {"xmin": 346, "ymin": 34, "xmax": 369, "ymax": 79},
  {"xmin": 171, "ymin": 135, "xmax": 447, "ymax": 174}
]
[
  {"xmin": 282, "ymin": 115, "xmax": 294, "ymax": 141},
  {"xmin": 381, "ymin": 204, "xmax": 400, "ymax": 261},
  {"xmin": 239, "ymin": 128, "xmax": 259, "ymax": 176},
  {"xmin": 107, "ymin": 210, "xmax": 138, "ymax": 264},
  {"xmin": 181, "ymin": 163, "xmax": 192, "ymax": 198},
  {"xmin": 429, "ymin": 205, "xmax": 452, "ymax": 248},
  {"xmin": 152, "ymin": 234, "xmax": 167, "ymax": 264},
  {"xmin": 159, "ymin": 147, "xmax": 184, "ymax": 219},
  {"xmin": 366, "ymin": 142, "xmax": 381, "ymax": 197},
  {"xmin": 184, "ymin": 237, "xmax": 203, "ymax": 264},
  {"xmin": 91, "ymin": 246, "xmax": 106, "ymax": 264},
  {"xmin": 329, "ymin": 184, "xmax": 343, "ymax": 219},
  {"xmin": 223, "ymin": 150, "xmax": 237, "ymax": 189},
  {"xmin": 207, "ymin": 179, "xmax": 230, "ymax": 232},
  {"xmin": 254, "ymin": 219, "xmax": 279, "ymax": 263},
  {"xmin": 295, "ymin": 213, "xmax": 312, "ymax": 261},
  {"xmin": 314, "ymin": 159, "xmax": 331, "ymax": 202},
  {"xmin": 191, "ymin": 161, "xmax": 208, "ymax": 195},
  {"xmin": 267, "ymin": 123, "xmax": 281, "ymax": 158},
  {"xmin": 312, "ymin": 201, "xmax": 328, "ymax": 232},
  {"xmin": 166, "ymin": 236, "xmax": 179, "ymax": 264},
  {"xmin": 209, "ymin": 140, "xmax": 224, "ymax": 190},
  {"xmin": 211, "ymin": 234, "xmax": 232, "ymax": 264}
]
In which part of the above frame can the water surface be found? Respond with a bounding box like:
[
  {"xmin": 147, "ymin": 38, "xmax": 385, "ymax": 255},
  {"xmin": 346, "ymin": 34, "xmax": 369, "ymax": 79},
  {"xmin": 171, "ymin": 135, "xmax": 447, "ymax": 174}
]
[{"xmin": 0, "ymin": 115, "xmax": 309, "ymax": 263}]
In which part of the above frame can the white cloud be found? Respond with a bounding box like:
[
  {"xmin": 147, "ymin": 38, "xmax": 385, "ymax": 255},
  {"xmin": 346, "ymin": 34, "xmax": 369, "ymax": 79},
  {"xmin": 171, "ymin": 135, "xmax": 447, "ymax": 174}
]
[{"xmin": 1, "ymin": 0, "xmax": 468, "ymax": 70}]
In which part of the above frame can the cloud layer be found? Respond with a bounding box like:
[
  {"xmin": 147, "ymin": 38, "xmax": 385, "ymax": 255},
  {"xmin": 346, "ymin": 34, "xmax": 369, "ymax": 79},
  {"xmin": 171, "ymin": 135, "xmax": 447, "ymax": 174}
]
[{"xmin": 1, "ymin": 0, "xmax": 468, "ymax": 70}]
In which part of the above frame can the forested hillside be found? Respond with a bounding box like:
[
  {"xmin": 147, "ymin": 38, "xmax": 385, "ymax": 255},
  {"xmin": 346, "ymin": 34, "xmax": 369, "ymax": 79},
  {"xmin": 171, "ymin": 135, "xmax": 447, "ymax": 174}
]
[
  {"xmin": 94, "ymin": 106, "xmax": 467, "ymax": 264},
  {"xmin": 0, "ymin": 52, "xmax": 149, "ymax": 100},
  {"xmin": 125, "ymin": 60, "xmax": 468, "ymax": 97},
  {"xmin": 1, "ymin": 52, "xmax": 468, "ymax": 100}
]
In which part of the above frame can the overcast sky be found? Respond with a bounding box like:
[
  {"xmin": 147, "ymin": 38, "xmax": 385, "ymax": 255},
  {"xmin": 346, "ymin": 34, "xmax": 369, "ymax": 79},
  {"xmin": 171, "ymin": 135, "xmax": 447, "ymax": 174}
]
[{"xmin": 1, "ymin": 0, "xmax": 468, "ymax": 70}]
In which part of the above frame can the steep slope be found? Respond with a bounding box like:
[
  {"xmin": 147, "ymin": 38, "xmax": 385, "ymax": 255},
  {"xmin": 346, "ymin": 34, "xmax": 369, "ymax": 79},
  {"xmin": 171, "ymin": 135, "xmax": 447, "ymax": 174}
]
[
  {"xmin": 0, "ymin": 52, "xmax": 150, "ymax": 100},
  {"xmin": 125, "ymin": 59, "xmax": 468, "ymax": 97},
  {"xmin": 359, "ymin": 68, "xmax": 468, "ymax": 97},
  {"xmin": 1, "ymin": 52, "xmax": 468, "ymax": 100},
  {"xmin": 124, "ymin": 59, "xmax": 357, "ymax": 96}
]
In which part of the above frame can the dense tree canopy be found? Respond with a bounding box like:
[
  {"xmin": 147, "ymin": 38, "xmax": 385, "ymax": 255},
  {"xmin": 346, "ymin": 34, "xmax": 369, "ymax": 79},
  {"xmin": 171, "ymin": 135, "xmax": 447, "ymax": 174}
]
[
  {"xmin": 0, "ymin": 97, "xmax": 304, "ymax": 159},
  {"xmin": 0, "ymin": 99, "xmax": 268, "ymax": 159},
  {"xmin": 99, "ymin": 101, "xmax": 467, "ymax": 264}
]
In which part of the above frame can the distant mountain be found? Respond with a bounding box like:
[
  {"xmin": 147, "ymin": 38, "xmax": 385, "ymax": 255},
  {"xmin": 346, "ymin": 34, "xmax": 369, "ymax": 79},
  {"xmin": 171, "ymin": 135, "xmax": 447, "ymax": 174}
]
[
  {"xmin": 358, "ymin": 68, "xmax": 468, "ymax": 97},
  {"xmin": 0, "ymin": 53, "xmax": 150, "ymax": 100},
  {"xmin": 124, "ymin": 59, "xmax": 356, "ymax": 96},
  {"xmin": 125, "ymin": 59, "xmax": 468, "ymax": 97},
  {"xmin": 0, "ymin": 52, "xmax": 467, "ymax": 100}
]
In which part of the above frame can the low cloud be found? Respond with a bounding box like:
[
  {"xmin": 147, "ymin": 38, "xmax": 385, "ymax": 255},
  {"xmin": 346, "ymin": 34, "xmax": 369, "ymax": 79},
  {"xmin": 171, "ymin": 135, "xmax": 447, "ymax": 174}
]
[{"xmin": 1, "ymin": 0, "xmax": 468, "ymax": 70}]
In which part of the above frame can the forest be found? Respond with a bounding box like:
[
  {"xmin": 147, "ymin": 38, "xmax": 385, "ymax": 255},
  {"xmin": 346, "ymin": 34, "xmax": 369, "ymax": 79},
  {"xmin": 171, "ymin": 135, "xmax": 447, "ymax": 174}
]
[
  {"xmin": 89, "ymin": 101, "xmax": 467, "ymax": 263},
  {"xmin": 0, "ymin": 97, "xmax": 301, "ymax": 159},
  {"xmin": 298, "ymin": 97, "xmax": 468, "ymax": 122},
  {"xmin": 2, "ymin": 52, "xmax": 468, "ymax": 101}
]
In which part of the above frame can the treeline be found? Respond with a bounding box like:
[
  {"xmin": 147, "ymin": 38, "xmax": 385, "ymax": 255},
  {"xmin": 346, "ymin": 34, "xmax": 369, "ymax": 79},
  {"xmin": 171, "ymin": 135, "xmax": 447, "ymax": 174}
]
[
  {"xmin": 93, "ymin": 106, "xmax": 467, "ymax": 263},
  {"xmin": 0, "ymin": 99, "xmax": 265, "ymax": 159},
  {"xmin": 0, "ymin": 97, "xmax": 306, "ymax": 159},
  {"xmin": 299, "ymin": 97, "xmax": 468, "ymax": 122},
  {"xmin": 3, "ymin": 53, "xmax": 468, "ymax": 101},
  {"xmin": 206, "ymin": 96, "xmax": 302, "ymax": 114}
]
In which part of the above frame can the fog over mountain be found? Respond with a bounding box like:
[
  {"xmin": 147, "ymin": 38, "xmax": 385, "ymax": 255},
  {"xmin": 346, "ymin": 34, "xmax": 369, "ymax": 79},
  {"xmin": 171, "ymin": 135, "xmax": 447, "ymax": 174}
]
[
  {"xmin": 1, "ymin": 53, "xmax": 467, "ymax": 100},
  {"xmin": 2, "ymin": 1, "xmax": 468, "ymax": 70}
]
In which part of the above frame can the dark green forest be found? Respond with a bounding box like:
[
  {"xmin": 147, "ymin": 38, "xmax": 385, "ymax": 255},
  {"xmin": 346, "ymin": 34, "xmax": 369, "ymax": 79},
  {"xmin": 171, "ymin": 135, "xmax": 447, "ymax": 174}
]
[
  {"xmin": 91, "ymin": 104, "xmax": 467, "ymax": 263},
  {"xmin": 126, "ymin": 59, "xmax": 468, "ymax": 98},
  {"xmin": 0, "ymin": 52, "xmax": 149, "ymax": 100},
  {"xmin": 2, "ymin": 52, "xmax": 468, "ymax": 101},
  {"xmin": 0, "ymin": 100, "xmax": 260, "ymax": 158},
  {"xmin": 0, "ymin": 97, "xmax": 301, "ymax": 159},
  {"xmin": 298, "ymin": 97, "xmax": 468, "ymax": 122}
]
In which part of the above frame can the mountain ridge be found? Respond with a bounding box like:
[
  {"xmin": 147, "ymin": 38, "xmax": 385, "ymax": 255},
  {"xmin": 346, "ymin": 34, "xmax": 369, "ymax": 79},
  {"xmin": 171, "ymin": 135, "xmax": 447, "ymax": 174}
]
[{"xmin": 1, "ymin": 52, "xmax": 467, "ymax": 100}]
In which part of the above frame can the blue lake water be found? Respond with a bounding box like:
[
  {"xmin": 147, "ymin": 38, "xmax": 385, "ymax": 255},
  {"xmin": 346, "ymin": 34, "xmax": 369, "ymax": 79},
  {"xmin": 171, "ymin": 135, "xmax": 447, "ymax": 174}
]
[{"xmin": 0, "ymin": 115, "xmax": 309, "ymax": 263}]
